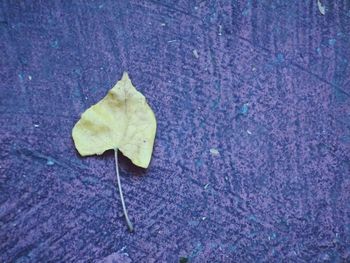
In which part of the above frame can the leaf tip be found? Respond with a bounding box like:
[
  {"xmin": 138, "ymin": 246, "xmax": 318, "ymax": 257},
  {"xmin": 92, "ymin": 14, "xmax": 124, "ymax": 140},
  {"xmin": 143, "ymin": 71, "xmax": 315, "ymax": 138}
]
[{"xmin": 122, "ymin": 71, "xmax": 130, "ymax": 80}]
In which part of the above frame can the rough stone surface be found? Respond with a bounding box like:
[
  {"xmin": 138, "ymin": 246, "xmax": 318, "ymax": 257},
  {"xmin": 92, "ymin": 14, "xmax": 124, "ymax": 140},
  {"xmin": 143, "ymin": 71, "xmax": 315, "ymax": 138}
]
[{"xmin": 1, "ymin": 1, "xmax": 350, "ymax": 262}]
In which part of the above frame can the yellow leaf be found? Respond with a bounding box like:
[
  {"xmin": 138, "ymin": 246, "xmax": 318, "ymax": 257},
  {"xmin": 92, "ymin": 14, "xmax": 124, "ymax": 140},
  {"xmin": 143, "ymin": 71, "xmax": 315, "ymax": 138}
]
[{"xmin": 72, "ymin": 72, "xmax": 157, "ymax": 168}]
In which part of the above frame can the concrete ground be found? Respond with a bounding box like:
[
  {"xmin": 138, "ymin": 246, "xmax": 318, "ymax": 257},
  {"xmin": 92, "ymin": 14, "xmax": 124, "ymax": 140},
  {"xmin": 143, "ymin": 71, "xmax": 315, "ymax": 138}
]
[{"xmin": 1, "ymin": 1, "xmax": 349, "ymax": 262}]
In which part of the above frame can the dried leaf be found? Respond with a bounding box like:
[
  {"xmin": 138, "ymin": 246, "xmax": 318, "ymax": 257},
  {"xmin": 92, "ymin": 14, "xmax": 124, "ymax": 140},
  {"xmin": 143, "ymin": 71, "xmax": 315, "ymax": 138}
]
[{"xmin": 72, "ymin": 72, "xmax": 157, "ymax": 168}]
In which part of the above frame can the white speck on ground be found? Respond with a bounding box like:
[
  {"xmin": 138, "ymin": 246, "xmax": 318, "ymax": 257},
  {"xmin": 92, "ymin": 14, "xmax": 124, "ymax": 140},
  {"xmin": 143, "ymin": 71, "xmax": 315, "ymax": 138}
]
[
  {"xmin": 34, "ymin": 124, "xmax": 39, "ymax": 128},
  {"xmin": 204, "ymin": 183, "xmax": 210, "ymax": 189},
  {"xmin": 202, "ymin": 217, "xmax": 207, "ymax": 221},
  {"xmin": 161, "ymin": 23, "xmax": 166, "ymax": 26},
  {"xmin": 193, "ymin": 49, "xmax": 199, "ymax": 59},
  {"xmin": 46, "ymin": 159, "xmax": 54, "ymax": 166},
  {"xmin": 241, "ymin": 103, "xmax": 249, "ymax": 114},
  {"xmin": 218, "ymin": 25, "xmax": 222, "ymax": 35},
  {"xmin": 28, "ymin": 75, "xmax": 32, "ymax": 80},
  {"xmin": 210, "ymin": 148, "xmax": 220, "ymax": 156},
  {"xmin": 100, "ymin": 251, "xmax": 132, "ymax": 263},
  {"xmin": 318, "ymin": 0, "xmax": 326, "ymax": 15},
  {"xmin": 247, "ymin": 130, "xmax": 252, "ymax": 135}
]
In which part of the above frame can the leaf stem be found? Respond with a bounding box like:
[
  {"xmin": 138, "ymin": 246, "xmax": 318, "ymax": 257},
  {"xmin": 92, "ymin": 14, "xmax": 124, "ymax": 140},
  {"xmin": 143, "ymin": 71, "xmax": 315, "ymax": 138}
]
[{"xmin": 114, "ymin": 149, "xmax": 134, "ymax": 232}]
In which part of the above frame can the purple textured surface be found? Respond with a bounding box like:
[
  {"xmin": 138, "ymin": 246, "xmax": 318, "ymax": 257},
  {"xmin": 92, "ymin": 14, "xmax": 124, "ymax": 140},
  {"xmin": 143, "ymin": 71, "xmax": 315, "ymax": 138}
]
[{"xmin": 1, "ymin": 1, "xmax": 350, "ymax": 262}]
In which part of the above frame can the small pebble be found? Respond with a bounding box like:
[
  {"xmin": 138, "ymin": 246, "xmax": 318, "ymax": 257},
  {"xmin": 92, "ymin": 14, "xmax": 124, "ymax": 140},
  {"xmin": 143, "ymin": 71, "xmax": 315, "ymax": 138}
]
[{"xmin": 210, "ymin": 148, "xmax": 220, "ymax": 156}]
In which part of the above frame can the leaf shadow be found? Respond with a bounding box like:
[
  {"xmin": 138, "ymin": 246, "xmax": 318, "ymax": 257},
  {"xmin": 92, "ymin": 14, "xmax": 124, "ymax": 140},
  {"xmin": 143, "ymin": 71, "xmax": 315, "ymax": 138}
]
[{"xmin": 103, "ymin": 149, "xmax": 147, "ymax": 177}]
